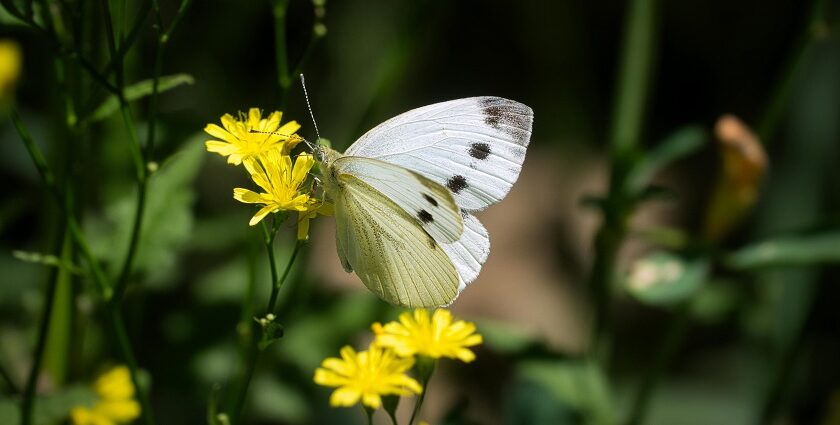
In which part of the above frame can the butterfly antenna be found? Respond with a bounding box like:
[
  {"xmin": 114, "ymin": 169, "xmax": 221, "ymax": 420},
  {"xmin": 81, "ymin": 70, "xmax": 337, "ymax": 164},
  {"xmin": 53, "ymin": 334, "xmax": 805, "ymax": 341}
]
[{"xmin": 300, "ymin": 74, "xmax": 321, "ymax": 142}]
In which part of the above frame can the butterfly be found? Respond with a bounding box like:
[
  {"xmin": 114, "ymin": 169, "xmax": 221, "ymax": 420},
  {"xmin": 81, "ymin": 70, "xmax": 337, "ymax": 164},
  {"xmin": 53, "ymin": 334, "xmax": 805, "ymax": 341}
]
[{"xmin": 315, "ymin": 97, "xmax": 533, "ymax": 307}]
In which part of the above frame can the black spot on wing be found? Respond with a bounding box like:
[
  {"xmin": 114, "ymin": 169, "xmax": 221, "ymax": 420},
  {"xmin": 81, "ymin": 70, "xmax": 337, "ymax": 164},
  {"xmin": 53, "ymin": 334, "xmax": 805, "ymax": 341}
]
[
  {"xmin": 423, "ymin": 193, "xmax": 438, "ymax": 207},
  {"xmin": 446, "ymin": 175, "xmax": 468, "ymax": 194},
  {"xmin": 469, "ymin": 142, "xmax": 491, "ymax": 160},
  {"xmin": 418, "ymin": 209, "xmax": 434, "ymax": 223},
  {"xmin": 478, "ymin": 97, "xmax": 533, "ymax": 145}
]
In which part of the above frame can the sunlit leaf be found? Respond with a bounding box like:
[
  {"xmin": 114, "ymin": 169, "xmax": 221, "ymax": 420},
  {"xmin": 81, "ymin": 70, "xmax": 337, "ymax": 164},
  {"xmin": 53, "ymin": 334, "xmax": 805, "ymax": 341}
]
[
  {"xmin": 87, "ymin": 133, "xmax": 205, "ymax": 287},
  {"xmin": 86, "ymin": 74, "xmax": 195, "ymax": 123},
  {"xmin": 626, "ymin": 252, "xmax": 708, "ymax": 306}
]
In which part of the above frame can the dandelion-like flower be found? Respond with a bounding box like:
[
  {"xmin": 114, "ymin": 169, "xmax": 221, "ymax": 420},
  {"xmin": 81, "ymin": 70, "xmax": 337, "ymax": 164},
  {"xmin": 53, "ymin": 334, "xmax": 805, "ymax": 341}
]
[
  {"xmin": 373, "ymin": 309, "xmax": 483, "ymax": 363},
  {"xmin": 314, "ymin": 345, "xmax": 422, "ymax": 409},
  {"xmin": 70, "ymin": 366, "xmax": 141, "ymax": 425},
  {"xmin": 205, "ymin": 108, "xmax": 301, "ymax": 165},
  {"xmin": 234, "ymin": 150, "xmax": 324, "ymax": 226}
]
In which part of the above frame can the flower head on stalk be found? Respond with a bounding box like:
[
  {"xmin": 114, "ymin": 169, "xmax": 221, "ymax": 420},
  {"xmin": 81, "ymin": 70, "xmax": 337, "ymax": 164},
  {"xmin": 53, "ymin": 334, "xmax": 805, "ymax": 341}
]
[
  {"xmin": 234, "ymin": 150, "xmax": 328, "ymax": 226},
  {"xmin": 314, "ymin": 345, "xmax": 422, "ymax": 409},
  {"xmin": 205, "ymin": 108, "xmax": 302, "ymax": 165},
  {"xmin": 373, "ymin": 308, "xmax": 483, "ymax": 363}
]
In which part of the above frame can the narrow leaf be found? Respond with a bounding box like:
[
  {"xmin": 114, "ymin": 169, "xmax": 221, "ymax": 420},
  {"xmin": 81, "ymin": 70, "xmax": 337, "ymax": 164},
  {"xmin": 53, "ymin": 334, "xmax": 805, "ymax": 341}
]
[
  {"xmin": 87, "ymin": 74, "xmax": 194, "ymax": 122},
  {"xmin": 726, "ymin": 231, "xmax": 840, "ymax": 270}
]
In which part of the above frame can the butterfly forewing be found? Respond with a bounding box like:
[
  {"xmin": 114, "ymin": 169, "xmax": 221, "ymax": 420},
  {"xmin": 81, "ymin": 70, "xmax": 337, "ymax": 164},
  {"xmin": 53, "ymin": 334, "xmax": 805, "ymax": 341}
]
[
  {"xmin": 344, "ymin": 97, "xmax": 533, "ymax": 212},
  {"xmin": 333, "ymin": 156, "xmax": 464, "ymax": 243},
  {"xmin": 333, "ymin": 173, "xmax": 460, "ymax": 307}
]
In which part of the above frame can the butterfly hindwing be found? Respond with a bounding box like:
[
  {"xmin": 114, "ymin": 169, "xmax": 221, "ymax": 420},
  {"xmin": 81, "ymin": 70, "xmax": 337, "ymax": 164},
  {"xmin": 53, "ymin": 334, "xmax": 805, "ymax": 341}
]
[
  {"xmin": 333, "ymin": 172, "xmax": 460, "ymax": 307},
  {"xmin": 344, "ymin": 96, "xmax": 533, "ymax": 212},
  {"xmin": 440, "ymin": 214, "xmax": 490, "ymax": 293},
  {"xmin": 333, "ymin": 156, "xmax": 464, "ymax": 243}
]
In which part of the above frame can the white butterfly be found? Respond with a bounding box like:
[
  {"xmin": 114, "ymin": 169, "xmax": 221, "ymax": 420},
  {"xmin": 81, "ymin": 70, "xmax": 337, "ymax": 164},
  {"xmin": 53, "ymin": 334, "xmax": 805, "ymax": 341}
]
[{"xmin": 316, "ymin": 97, "xmax": 533, "ymax": 307}]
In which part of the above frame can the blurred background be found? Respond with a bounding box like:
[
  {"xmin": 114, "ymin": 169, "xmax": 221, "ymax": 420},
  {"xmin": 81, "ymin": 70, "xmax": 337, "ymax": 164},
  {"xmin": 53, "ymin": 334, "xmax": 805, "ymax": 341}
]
[{"xmin": 2, "ymin": 0, "xmax": 840, "ymax": 424}]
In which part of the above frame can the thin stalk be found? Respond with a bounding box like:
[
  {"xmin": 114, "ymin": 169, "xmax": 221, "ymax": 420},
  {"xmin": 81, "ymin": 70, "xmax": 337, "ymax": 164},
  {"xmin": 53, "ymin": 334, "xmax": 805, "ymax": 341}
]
[
  {"xmin": 272, "ymin": 0, "xmax": 291, "ymax": 100},
  {"xmin": 0, "ymin": 361, "xmax": 18, "ymax": 394},
  {"xmin": 756, "ymin": 0, "xmax": 829, "ymax": 142},
  {"xmin": 107, "ymin": 305, "xmax": 156, "ymax": 425},
  {"xmin": 12, "ymin": 109, "xmax": 153, "ymax": 424},
  {"xmin": 625, "ymin": 304, "xmax": 690, "ymax": 425},
  {"xmin": 21, "ymin": 230, "xmax": 65, "ymax": 425},
  {"xmin": 588, "ymin": 0, "xmax": 660, "ymax": 355},
  {"xmin": 268, "ymin": 240, "xmax": 301, "ymax": 314},
  {"xmin": 409, "ymin": 358, "xmax": 436, "ymax": 425},
  {"xmin": 228, "ymin": 230, "xmax": 302, "ymax": 423}
]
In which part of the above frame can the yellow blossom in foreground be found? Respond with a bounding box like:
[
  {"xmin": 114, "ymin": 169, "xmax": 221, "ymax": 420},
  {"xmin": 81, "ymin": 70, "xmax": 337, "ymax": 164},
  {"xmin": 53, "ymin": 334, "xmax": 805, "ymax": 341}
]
[
  {"xmin": 234, "ymin": 150, "xmax": 325, "ymax": 226},
  {"xmin": 314, "ymin": 345, "xmax": 422, "ymax": 409},
  {"xmin": 70, "ymin": 366, "xmax": 141, "ymax": 425},
  {"xmin": 373, "ymin": 309, "xmax": 482, "ymax": 363},
  {"xmin": 205, "ymin": 108, "xmax": 301, "ymax": 165}
]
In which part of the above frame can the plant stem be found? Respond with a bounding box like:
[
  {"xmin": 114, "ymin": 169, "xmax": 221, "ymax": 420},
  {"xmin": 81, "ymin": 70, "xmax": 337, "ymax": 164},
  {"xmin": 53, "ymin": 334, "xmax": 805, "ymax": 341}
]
[
  {"xmin": 20, "ymin": 230, "xmax": 65, "ymax": 425},
  {"xmin": 12, "ymin": 109, "xmax": 153, "ymax": 424},
  {"xmin": 272, "ymin": 0, "xmax": 291, "ymax": 101},
  {"xmin": 625, "ymin": 304, "xmax": 690, "ymax": 425},
  {"xmin": 228, "ymin": 229, "xmax": 302, "ymax": 423},
  {"xmin": 756, "ymin": 0, "xmax": 829, "ymax": 142},
  {"xmin": 0, "ymin": 361, "xmax": 18, "ymax": 394},
  {"xmin": 589, "ymin": 0, "xmax": 660, "ymax": 355},
  {"xmin": 409, "ymin": 358, "xmax": 436, "ymax": 425},
  {"xmin": 608, "ymin": 0, "xmax": 659, "ymax": 156},
  {"xmin": 107, "ymin": 304, "xmax": 156, "ymax": 425}
]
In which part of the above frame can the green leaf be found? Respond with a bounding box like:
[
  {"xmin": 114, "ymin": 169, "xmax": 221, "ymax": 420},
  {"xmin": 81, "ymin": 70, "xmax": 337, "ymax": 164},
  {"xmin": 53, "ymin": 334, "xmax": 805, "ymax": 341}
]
[
  {"xmin": 476, "ymin": 319, "xmax": 538, "ymax": 355},
  {"xmin": 87, "ymin": 133, "xmax": 205, "ymax": 287},
  {"xmin": 725, "ymin": 231, "xmax": 840, "ymax": 270},
  {"xmin": 517, "ymin": 359, "xmax": 613, "ymax": 425},
  {"xmin": 625, "ymin": 252, "xmax": 709, "ymax": 307},
  {"xmin": 250, "ymin": 376, "xmax": 310, "ymax": 424},
  {"xmin": 0, "ymin": 385, "xmax": 97, "ymax": 425},
  {"xmin": 86, "ymin": 74, "xmax": 194, "ymax": 122},
  {"xmin": 626, "ymin": 126, "xmax": 707, "ymax": 193}
]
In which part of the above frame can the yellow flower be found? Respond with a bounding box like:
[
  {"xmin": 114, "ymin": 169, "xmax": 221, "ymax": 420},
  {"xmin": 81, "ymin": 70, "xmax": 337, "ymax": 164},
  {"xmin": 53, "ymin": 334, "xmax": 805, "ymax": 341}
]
[
  {"xmin": 373, "ymin": 309, "xmax": 482, "ymax": 363},
  {"xmin": 314, "ymin": 345, "xmax": 422, "ymax": 409},
  {"xmin": 70, "ymin": 366, "xmax": 141, "ymax": 425},
  {"xmin": 205, "ymin": 108, "xmax": 301, "ymax": 165},
  {"xmin": 297, "ymin": 202, "xmax": 333, "ymax": 241},
  {"xmin": 0, "ymin": 39, "xmax": 22, "ymax": 98},
  {"xmin": 234, "ymin": 150, "xmax": 324, "ymax": 226}
]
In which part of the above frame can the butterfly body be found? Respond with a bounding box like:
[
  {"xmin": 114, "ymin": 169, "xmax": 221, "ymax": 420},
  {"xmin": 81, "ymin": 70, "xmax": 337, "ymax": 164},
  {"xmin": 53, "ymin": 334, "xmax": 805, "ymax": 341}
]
[{"xmin": 317, "ymin": 97, "xmax": 533, "ymax": 307}]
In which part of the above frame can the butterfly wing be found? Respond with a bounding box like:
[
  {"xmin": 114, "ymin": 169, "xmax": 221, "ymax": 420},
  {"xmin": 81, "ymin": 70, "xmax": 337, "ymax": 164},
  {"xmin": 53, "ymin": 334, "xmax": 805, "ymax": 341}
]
[
  {"xmin": 333, "ymin": 156, "xmax": 464, "ymax": 243},
  {"xmin": 440, "ymin": 214, "xmax": 490, "ymax": 293},
  {"xmin": 344, "ymin": 96, "xmax": 533, "ymax": 212},
  {"xmin": 332, "ymin": 171, "xmax": 460, "ymax": 307}
]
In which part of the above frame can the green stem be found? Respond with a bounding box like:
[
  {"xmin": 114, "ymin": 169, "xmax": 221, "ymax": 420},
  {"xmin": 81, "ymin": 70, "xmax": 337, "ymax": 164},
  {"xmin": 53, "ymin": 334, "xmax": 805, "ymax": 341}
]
[
  {"xmin": 267, "ymin": 240, "xmax": 302, "ymax": 314},
  {"xmin": 272, "ymin": 0, "xmax": 291, "ymax": 101},
  {"xmin": 228, "ymin": 230, "xmax": 302, "ymax": 423},
  {"xmin": 589, "ymin": 0, "xmax": 660, "ymax": 355},
  {"xmin": 107, "ymin": 305, "xmax": 156, "ymax": 425},
  {"xmin": 625, "ymin": 304, "xmax": 690, "ymax": 425},
  {"xmin": 0, "ymin": 361, "xmax": 18, "ymax": 394},
  {"xmin": 756, "ymin": 0, "xmax": 829, "ymax": 142},
  {"xmin": 20, "ymin": 230, "xmax": 65, "ymax": 425},
  {"xmin": 608, "ymin": 0, "xmax": 659, "ymax": 155},
  {"xmin": 409, "ymin": 358, "xmax": 436, "ymax": 425},
  {"xmin": 12, "ymin": 109, "xmax": 153, "ymax": 423}
]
